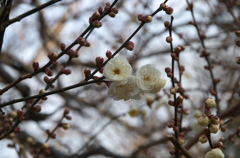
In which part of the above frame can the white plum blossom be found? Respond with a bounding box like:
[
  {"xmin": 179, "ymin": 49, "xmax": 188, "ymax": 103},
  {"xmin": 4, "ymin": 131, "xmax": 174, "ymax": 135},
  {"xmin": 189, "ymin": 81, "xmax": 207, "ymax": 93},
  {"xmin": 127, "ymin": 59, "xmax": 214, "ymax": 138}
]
[
  {"xmin": 103, "ymin": 56, "xmax": 132, "ymax": 83},
  {"xmin": 204, "ymin": 148, "xmax": 224, "ymax": 158},
  {"xmin": 149, "ymin": 78, "xmax": 166, "ymax": 93},
  {"xmin": 108, "ymin": 76, "xmax": 141, "ymax": 101},
  {"xmin": 136, "ymin": 64, "xmax": 162, "ymax": 91}
]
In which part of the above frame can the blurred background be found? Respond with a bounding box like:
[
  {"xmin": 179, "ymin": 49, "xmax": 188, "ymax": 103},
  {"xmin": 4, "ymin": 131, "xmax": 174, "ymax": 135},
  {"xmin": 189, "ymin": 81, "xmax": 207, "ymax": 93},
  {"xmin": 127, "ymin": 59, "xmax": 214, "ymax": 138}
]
[{"xmin": 0, "ymin": 0, "xmax": 240, "ymax": 157}]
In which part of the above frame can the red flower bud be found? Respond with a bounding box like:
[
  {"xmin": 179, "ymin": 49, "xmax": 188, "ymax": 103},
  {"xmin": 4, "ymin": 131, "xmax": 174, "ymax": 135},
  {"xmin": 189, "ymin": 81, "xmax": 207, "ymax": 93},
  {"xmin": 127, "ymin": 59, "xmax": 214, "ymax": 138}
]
[
  {"xmin": 166, "ymin": 36, "xmax": 173, "ymax": 43},
  {"xmin": 235, "ymin": 30, "xmax": 240, "ymax": 37},
  {"xmin": 165, "ymin": 7, "xmax": 174, "ymax": 15},
  {"xmin": 60, "ymin": 43, "xmax": 66, "ymax": 51},
  {"xmin": 164, "ymin": 21, "xmax": 170, "ymax": 28},
  {"xmin": 32, "ymin": 61, "xmax": 39, "ymax": 71},
  {"xmin": 106, "ymin": 50, "xmax": 112, "ymax": 59},
  {"xmin": 108, "ymin": 12, "xmax": 116, "ymax": 18},
  {"xmin": 160, "ymin": 3, "xmax": 167, "ymax": 10}
]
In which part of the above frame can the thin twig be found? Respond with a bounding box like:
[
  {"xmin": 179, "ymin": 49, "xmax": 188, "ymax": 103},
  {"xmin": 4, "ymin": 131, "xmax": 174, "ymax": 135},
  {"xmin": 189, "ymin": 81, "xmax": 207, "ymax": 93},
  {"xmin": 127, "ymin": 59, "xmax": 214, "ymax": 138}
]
[{"xmin": 3, "ymin": 0, "xmax": 61, "ymax": 27}]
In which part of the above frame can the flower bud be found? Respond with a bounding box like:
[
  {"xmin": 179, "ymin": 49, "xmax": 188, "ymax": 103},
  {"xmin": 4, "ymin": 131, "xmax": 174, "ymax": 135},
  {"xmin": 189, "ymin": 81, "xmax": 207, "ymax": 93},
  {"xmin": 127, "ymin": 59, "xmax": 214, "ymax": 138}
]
[
  {"xmin": 183, "ymin": 109, "xmax": 190, "ymax": 115},
  {"xmin": 92, "ymin": 20, "xmax": 102, "ymax": 28},
  {"xmin": 106, "ymin": 50, "xmax": 112, "ymax": 59},
  {"xmin": 168, "ymin": 100, "xmax": 175, "ymax": 106},
  {"xmin": 166, "ymin": 36, "xmax": 172, "ymax": 43},
  {"xmin": 170, "ymin": 88, "xmax": 177, "ymax": 94},
  {"xmin": 137, "ymin": 14, "xmax": 144, "ymax": 21},
  {"xmin": 47, "ymin": 52, "xmax": 58, "ymax": 61},
  {"xmin": 128, "ymin": 108, "xmax": 139, "ymax": 117},
  {"xmin": 204, "ymin": 148, "xmax": 224, "ymax": 158},
  {"xmin": 167, "ymin": 120, "xmax": 174, "ymax": 128},
  {"xmin": 236, "ymin": 57, "xmax": 240, "ymax": 64},
  {"xmin": 11, "ymin": 111, "xmax": 17, "ymax": 118},
  {"xmin": 27, "ymin": 137, "xmax": 35, "ymax": 145},
  {"xmin": 60, "ymin": 43, "xmax": 66, "ymax": 51},
  {"xmin": 165, "ymin": 67, "xmax": 172, "ymax": 73},
  {"xmin": 210, "ymin": 115, "xmax": 220, "ymax": 124},
  {"xmin": 199, "ymin": 134, "xmax": 208, "ymax": 144},
  {"xmin": 111, "ymin": 8, "xmax": 119, "ymax": 14},
  {"xmin": 143, "ymin": 15, "xmax": 152, "ymax": 23},
  {"xmin": 98, "ymin": 6, "xmax": 104, "ymax": 14},
  {"xmin": 61, "ymin": 123, "xmax": 70, "ymax": 130},
  {"xmin": 178, "ymin": 137, "xmax": 185, "ymax": 145},
  {"xmin": 160, "ymin": 3, "xmax": 167, "ymax": 10},
  {"xmin": 204, "ymin": 108, "xmax": 211, "ymax": 116},
  {"xmin": 45, "ymin": 67, "xmax": 54, "ymax": 76},
  {"xmin": 5, "ymin": 123, "xmax": 10, "ymax": 130},
  {"xmin": 44, "ymin": 76, "xmax": 50, "ymax": 84},
  {"xmin": 77, "ymin": 37, "xmax": 86, "ymax": 46},
  {"xmin": 108, "ymin": 12, "xmax": 116, "ymax": 17},
  {"xmin": 209, "ymin": 124, "xmax": 220, "ymax": 134},
  {"xmin": 125, "ymin": 41, "xmax": 134, "ymax": 51},
  {"xmin": 221, "ymin": 126, "xmax": 227, "ymax": 132},
  {"xmin": 95, "ymin": 56, "xmax": 104, "ymax": 67},
  {"xmin": 165, "ymin": 7, "xmax": 174, "ymax": 15},
  {"xmin": 42, "ymin": 143, "xmax": 49, "ymax": 149},
  {"xmin": 235, "ymin": 30, "xmax": 240, "ymax": 37},
  {"xmin": 39, "ymin": 89, "xmax": 46, "ymax": 94},
  {"xmin": 32, "ymin": 61, "xmax": 39, "ymax": 71},
  {"xmin": 64, "ymin": 108, "xmax": 70, "ymax": 115},
  {"xmin": 84, "ymin": 68, "xmax": 91, "ymax": 78},
  {"xmin": 214, "ymin": 141, "xmax": 223, "ymax": 148},
  {"xmin": 17, "ymin": 110, "xmax": 24, "ymax": 117},
  {"xmin": 14, "ymin": 127, "xmax": 21, "ymax": 133},
  {"xmin": 92, "ymin": 11, "xmax": 100, "ymax": 20},
  {"xmin": 33, "ymin": 105, "xmax": 41, "ymax": 112},
  {"xmin": 85, "ymin": 41, "xmax": 91, "ymax": 47},
  {"xmin": 62, "ymin": 68, "xmax": 71, "ymax": 75},
  {"xmin": 205, "ymin": 98, "xmax": 216, "ymax": 108},
  {"xmin": 236, "ymin": 40, "xmax": 240, "ymax": 47},
  {"xmin": 198, "ymin": 116, "xmax": 210, "ymax": 126},
  {"xmin": 176, "ymin": 96, "xmax": 184, "ymax": 104},
  {"xmin": 164, "ymin": 21, "xmax": 170, "ymax": 28}
]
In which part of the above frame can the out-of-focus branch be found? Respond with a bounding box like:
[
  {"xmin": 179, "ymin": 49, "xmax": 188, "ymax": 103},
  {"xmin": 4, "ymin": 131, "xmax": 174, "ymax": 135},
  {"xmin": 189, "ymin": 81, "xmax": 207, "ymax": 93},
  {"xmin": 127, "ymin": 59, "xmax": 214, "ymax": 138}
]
[
  {"xmin": 168, "ymin": 135, "xmax": 194, "ymax": 158},
  {"xmin": 4, "ymin": 0, "xmax": 61, "ymax": 27},
  {"xmin": 0, "ymin": 0, "xmax": 12, "ymax": 56},
  {"xmin": 0, "ymin": 77, "xmax": 104, "ymax": 108}
]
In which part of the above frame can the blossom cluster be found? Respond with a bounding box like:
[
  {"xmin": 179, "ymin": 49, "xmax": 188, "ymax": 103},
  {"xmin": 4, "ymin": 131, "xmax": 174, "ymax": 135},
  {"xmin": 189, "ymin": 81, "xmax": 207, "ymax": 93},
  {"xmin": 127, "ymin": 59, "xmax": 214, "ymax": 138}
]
[{"xmin": 103, "ymin": 56, "xmax": 166, "ymax": 101}]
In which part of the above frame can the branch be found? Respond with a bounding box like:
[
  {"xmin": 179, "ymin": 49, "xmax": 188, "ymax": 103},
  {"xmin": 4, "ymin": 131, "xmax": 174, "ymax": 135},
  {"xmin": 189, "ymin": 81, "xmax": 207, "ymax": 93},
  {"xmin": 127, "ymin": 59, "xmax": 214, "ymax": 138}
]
[
  {"xmin": 0, "ymin": 77, "xmax": 104, "ymax": 108},
  {"xmin": 167, "ymin": 135, "xmax": 194, "ymax": 158},
  {"xmin": 3, "ymin": 0, "xmax": 61, "ymax": 27}
]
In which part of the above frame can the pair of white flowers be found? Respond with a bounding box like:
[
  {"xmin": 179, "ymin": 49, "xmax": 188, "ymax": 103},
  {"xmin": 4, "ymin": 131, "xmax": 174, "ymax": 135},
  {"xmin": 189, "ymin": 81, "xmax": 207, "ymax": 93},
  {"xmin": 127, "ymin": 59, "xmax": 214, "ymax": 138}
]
[{"xmin": 103, "ymin": 56, "xmax": 166, "ymax": 101}]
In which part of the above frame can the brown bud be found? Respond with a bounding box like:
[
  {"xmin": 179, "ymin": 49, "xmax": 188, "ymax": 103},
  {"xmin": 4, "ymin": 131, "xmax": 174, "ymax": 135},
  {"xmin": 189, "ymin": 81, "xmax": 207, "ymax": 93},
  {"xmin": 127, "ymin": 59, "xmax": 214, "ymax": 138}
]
[
  {"xmin": 95, "ymin": 56, "xmax": 104, "ymax": 67},
  {"xmin": 235, "ymin": 30, "xmax": 240, "ymax": 37},
  {"xmin": 166, "ymin": 36, "xmax": 173, "ymax": 43},
  {"xmin": 92, "ymin": 20, "xmax": 102, "ymax": 28},
  {"xmin": 32, "ymin": 61, "xmax": 39, "ymax": 71},
  {"xmin": 143, "ymin": 15, "xmax": 152, "ymax": 23},
  {"xmin": 164, "ymin": 21, "xmax": 170, "ymax": 28},
  {"xmin": 14, "ymin": 127, "xmax": 21, "ymax": 133},
  {"xmin": 165, "ymin": 7, "xmax": 174, "ymax": 15},
  {"xmin": 84, "ymin": 68, "xmax": 91, "ymax": 78},
  {"xmin": 33, "ymin": 105, "xmax": 41, "ymax": 113},
  {"xmin": 138, "ymin": 14, "xmax": 144, "ymax": 21},
  {"xmin": 45, "ymin": 67, "xmax": 54, "ymax": 76},
  {"xmin": 60, "ymin": 43, "xmax": 66, "ymax": 51},
  {"xmin": 77, "ymin": 37, "xmax": 86, "ymax": 46},
  {"xmin": 111, "ymin": 8, "xmax": 119, "ymax": 14},
  {"xmin": 160, "ymin": 3, "xmax": 167, "ymax": 10},
  {"xmin": 236, "ymin": 40, "xmax": 240, "ymax": 47},
  {"xmin": 64, "ymin": 108, "xmax": 70, "ymax": 115},
  {"xmin": 108, "ymin": 12, "xmax": 116, "ymax": 18}
]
